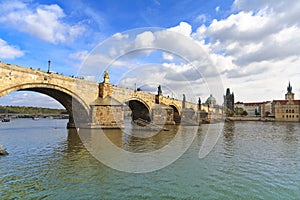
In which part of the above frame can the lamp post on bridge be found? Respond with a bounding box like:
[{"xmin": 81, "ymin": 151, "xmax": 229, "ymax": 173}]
[{"xmin": 47, "ymin": 60, "xmax": 51, "ymax": 73}]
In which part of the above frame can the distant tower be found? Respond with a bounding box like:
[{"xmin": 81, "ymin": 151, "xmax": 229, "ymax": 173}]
[
  {"xmin": 103, "ymin": 70, "xmax": 110, "ymax": 83},
  {"xmin": 285, "ymin": 81, "xmax": 294, "ymax": 101},
  {"xmin": 224, "ymin": 88, "xmax": 234, "ymax": 111}
]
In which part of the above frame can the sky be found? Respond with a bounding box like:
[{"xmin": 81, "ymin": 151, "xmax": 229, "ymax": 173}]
[{"xmin": 0, "ymin": 0, "xmax": 300, "ymax": 108}]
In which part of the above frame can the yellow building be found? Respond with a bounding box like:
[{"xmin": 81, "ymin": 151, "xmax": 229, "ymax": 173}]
[{"xmin": 273, "ymin": 82, "xmax": 300, "ymax": 122}]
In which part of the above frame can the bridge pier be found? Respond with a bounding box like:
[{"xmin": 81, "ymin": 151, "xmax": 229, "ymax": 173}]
[
  {"xmin": 180, "ymin": 108, "xmax": 198, "ymax": 125},
  {"xmin": 88, "ymin": 95, "xmax": 124, "ymax": 129},
  {"xmin": 196, "ymin": 110, "xmax": 209, "ymax": 124},
  {"xmin": 151, "ymin": 104, "xmax": 175, "ymax": 125},
  {"xmin": 67, "ymin": 121, "xmax": 77, "ymax": 129}
]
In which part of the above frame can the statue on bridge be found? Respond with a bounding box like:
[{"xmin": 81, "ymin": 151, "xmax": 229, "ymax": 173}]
[
  {"xmin": 198, "ymin": 97, "xmax": 201, "ymax": 111},
  {"xmin": 157, "ymin": 85, "xmax": 162, "ymax": 96},
  {"xmin": 103, "ymin": 70, "xmax": 110, "ymax": 83},
  {"xmin": 182, "ymin": 94, "xmax": 186, "ymax": 108}
]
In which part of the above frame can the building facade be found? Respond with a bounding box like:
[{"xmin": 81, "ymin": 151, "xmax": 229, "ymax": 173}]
[
  {"xmin": 261, "ymin": 101, "xmax": 272, "ymax": 118},
  {"xmin": 235, "ymin": 102, "xmax": 262, "ymax": 116},
  {"xmin": 273, "ymin": 82, "xmax": 300, "ymax": 122}
]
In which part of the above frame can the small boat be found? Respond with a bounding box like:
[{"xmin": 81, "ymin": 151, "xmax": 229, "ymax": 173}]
[
  {"xmin": 2, "ymin": 110, "xmax": 10, "ymax": 122},
  {"xmin": 2, "ymin": 118, "xmax": 10, "ymax": 122},
  {"xmin": 0, "ymin": 145, "xmax": 8, "ymax": 156},
  {"xmin": 32, "ymin": 115, "xmax": 40, "ymax": 120}
]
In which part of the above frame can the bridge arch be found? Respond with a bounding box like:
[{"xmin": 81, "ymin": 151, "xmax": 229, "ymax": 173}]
[
  {"xmin": 169, "ymin": 104, "xmax": 181, "ymax": 124},
  {"xmin": 124, "ymin": 98, "xmax": 151, "ymax": 122},
  {"xmin": 0, "ymin": 83, "xmax": 90, "ymax": 127}
]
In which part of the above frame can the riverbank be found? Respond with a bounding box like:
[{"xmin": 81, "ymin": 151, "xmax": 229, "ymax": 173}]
[
  {"xmin": 225, "ymin": 116, "xmax": 275, "ymax": 122},
  {"xmin": 0, "ymin": 114, "xmax": 69, "ymax": 119}
]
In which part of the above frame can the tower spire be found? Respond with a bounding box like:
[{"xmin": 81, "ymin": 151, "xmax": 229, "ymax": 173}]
[
  {"xmin": 285, "ymin": 81, "xmax": 294, "ymax": 101},
  {"xmin": 287, "ymin": 81, "xmax": 292, "ymax": 94}
]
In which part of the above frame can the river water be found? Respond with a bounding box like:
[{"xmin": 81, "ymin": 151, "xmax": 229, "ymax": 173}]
[{"xmin": 0, "ymin": 119, "xmax": 299, "ymax": 199}]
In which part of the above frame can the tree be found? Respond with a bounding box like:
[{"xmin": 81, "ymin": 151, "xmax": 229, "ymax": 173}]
[
  {"xmin": 241, "ymin": 110, "xmax": 248, "ymax": 116},
  {"xmin": 234, "ymin": 106, "xmax": 247, "ymax": 116},
  {"xmin": 226, "ymin": 108, "xmax": 234, "ymax": 117}
]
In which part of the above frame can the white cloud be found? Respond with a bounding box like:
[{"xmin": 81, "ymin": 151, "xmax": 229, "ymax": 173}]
[
  {"xmin": 215, "ymin": 6, "xmax": 220, "ymax": 12},
  {"xmin": 0, "ymin": 0, "xmax": 85, "ymax": 44},
  {"xmin": 162, "ymin": 52, "xmax": 174, "ymax": 61},
  {"xmin": 113, "ymin": 33, "xmax": 129, "ymax": 40},
  {"xmin": 195, "ymin": 1, "xmax": 300, "ymax": 68},
  {"xmin": 135, "ymin": 31, "xmax": 155, "ymax": 48},
  {"xmin": 168, "ymin": 22, "xmax": 192, "ymax": 37},
  {"xmin": 0, "ymin": 39, "xmax": 24, "ymax": 59},
  {"xmin": 69, "ymin": 50, "xmax": 89, "ymax": 61},
  {"xmin": 195, "ymin": 14, "xmax": 207, "ymax": 23}
]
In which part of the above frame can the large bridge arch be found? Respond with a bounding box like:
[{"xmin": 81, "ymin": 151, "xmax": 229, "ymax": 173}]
[
  {"xmin": 124, "ymin": 98, "xmax": 151, "ymax": 122},
  {"xmin": 0, "ymin": 83, "xmax": 90, "ymax": 127},
  {"xmin": 169, "ymin": 104, "xmax": 181, "ymax": 124}
]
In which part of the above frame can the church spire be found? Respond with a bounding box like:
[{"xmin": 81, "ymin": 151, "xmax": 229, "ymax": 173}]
[{"xmin": 285, "ymin": 81, "xmax": 294, "ymax": 101}]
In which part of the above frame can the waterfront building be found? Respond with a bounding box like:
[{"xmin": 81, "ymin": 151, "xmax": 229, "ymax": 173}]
[
  {"xmin": 234, "ymin": 102, "xmax": 245, "ymax": 110},
  {"xmin": 261, "ymin": 101, "xmax": 273, "ymax": 118},
  {"xmin": 235, "ymin": 102, "xmax": 262, "ymax": 116},
  {"xmin": 273, "ymin": 82, "xmax": 300, "ymax": 122}
]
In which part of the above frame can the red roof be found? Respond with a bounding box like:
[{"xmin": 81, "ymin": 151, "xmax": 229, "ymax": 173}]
[
  {"xmin": 243, "ymin": 102, "xmax": 263, "ymax": 106},
  {"xmin": 273, "ymin": 100, "xmax": 300, "ymax": 105}
]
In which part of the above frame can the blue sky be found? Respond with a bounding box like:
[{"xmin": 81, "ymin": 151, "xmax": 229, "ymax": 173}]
[{"xmin": 0, "ymin": 0, "xmax": 300, "ymax": 108}]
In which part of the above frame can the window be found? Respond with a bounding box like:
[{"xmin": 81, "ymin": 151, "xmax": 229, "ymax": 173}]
[
  {"xmin": 292, "ymin": 110, "xmax": 294, "ymax": 113},
  {"xmin": 287, "ymin": 115, "xmax": 289, "ymax": 118},
  {"xmin": 292, "ymin": 115, "xmax": 294, "ymax": 118},
  {"xmin": 297, "ymin": 115, "xmax": 299, "ymax": 118},
  {"xmin": 286, "ymin": 109, "xmax": 288, "ymax": 113},
  {"xmin": 282, "ymin": 115, "xmax": 284, "ymax": 118}
]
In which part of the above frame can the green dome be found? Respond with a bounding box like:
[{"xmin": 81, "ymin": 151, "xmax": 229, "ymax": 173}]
[{"xmin": 206, "ymin": 94, "xmax": 216, "ymax": 103}]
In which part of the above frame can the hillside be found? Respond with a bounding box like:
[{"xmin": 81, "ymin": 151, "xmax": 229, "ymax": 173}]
[{"xmin": 0, "ymin": 106, "xmax": 67, "ymax": 115}]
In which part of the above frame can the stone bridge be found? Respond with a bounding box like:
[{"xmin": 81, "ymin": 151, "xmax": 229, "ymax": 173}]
[{"xmin": 0, "ymin": 62, "xmax": 219, "ymax": 128}]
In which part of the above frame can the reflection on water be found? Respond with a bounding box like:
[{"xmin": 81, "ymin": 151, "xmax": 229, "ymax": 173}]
[
  {"xmin": 223, "ymin": 122, "xmax": 235, "ymax": 158},
  {"xmin": 78, "ymin": 125, "xmax": 198, "ymax": 173},
  {"xmin": 101, "ymin": 126, "xmax": 178, "ymax": 153},
  {"xmin": 0, "ymin": 119, "xmax": 299, "ymax": 199}
]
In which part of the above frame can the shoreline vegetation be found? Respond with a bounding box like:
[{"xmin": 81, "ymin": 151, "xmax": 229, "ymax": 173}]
[{"xmin": 0, "ymin": 105, "xmax": 68, "ymax": 118}]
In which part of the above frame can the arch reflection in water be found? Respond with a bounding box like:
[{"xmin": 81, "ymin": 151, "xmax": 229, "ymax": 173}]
[{"xmin": 78, "ymin": 125, "xmax": 197, "ymax": 173}]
